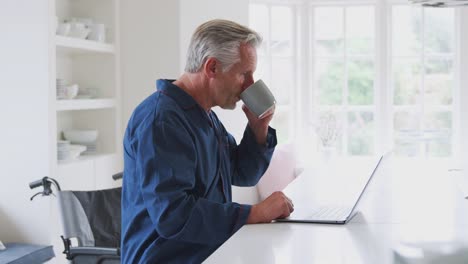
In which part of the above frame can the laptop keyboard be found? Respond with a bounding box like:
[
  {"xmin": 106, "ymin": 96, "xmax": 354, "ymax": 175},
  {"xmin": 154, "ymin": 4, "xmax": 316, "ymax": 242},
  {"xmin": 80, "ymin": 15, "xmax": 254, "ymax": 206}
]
[{"xmin": 310, "ymin": 206, "xmax": 350, "ymax": 219}]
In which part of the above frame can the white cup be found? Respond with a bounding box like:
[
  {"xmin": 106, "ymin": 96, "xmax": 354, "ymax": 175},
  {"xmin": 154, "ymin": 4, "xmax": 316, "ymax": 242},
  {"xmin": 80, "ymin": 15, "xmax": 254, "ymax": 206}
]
[
  {"xmin": 76, "ymin": 18, "xmax": 93, "ymax": 28},
  {"xmin": 65, "ymin": 84, "xmax": 79, "ymax": 99},
  {"xmin": 56, "ymin": 23, "xmax": 71, "ymax": 36},
  {"xmin": 88, "ymin": 24, "xmax": 106, "ymax": 43},
  {"xmin": 240, "ymin": 79, "xmax": 276, "ymax": 119},
  {"xmin": 69, "ymin": 23, "xmax": 90, "ymax": 39}
]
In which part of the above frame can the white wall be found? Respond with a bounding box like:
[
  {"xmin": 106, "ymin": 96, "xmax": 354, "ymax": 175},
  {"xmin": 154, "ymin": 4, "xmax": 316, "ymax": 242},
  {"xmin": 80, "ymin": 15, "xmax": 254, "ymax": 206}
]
[
  {"xmin": 179, "ymin": 0, "xmax": 249, "ymax": 75},
  {"xmin": 120, "ymin": 0, "xmax": 181, "ymax": 127},
  {"xmin": 0, "ymin": 0, "xmax": 51, "ymax": 244}
]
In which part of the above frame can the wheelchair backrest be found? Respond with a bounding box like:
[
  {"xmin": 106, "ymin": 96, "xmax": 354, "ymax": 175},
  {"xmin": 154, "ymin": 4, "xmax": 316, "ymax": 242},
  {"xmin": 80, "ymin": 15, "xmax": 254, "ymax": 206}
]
[{"xmin": 57, "ymin": 187, "xmax": 122, "ymax": 248}]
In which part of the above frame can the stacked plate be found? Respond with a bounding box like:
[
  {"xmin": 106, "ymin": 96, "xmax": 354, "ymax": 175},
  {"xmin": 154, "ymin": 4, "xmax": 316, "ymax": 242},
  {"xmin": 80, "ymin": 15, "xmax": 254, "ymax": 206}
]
[
  {"xmin": 56, "ymin": 78, "xmax": 67, "ymax": 99},
  {"xmin": 57, "ymin": 140, "xmax": 71, "ymax": 161},
  {"xmin": 57, "ymin": 141, "xmax": 86, "ymax": 161},
  {"xmin": 81, "ymin": 142, "xmax": 97, "ymax": 154}
]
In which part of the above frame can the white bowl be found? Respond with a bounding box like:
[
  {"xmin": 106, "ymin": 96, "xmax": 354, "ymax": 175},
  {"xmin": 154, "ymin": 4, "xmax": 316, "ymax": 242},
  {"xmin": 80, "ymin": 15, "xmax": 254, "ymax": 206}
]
[
  {"xmin": 69, "ymin": 23, "xmax": 90, "ymax": 39},
  {"xmin": 63, "ymin": 130, "xmax": 98, "ymax": 143},
  {"xmin": 64, "ymin": 84, "xmax": 79, "ymax": 99}
]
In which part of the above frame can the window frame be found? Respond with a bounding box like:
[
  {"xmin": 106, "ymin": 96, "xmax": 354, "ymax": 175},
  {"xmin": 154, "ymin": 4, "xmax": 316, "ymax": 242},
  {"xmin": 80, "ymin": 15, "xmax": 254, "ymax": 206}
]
[
  {"xmin": 309, "ymin": 2, "xmax": 378, "ymax": 156},
  {"xmin": 389, "ymin": 2, "xmax": 459, "ymax": 158},
  {"xmin": 249, "ymin": 2, "xmax": 299, "ymax": 144},
  {"xmin": 249, "ymin": 0, "xmax": 463, "ymax": 160}
]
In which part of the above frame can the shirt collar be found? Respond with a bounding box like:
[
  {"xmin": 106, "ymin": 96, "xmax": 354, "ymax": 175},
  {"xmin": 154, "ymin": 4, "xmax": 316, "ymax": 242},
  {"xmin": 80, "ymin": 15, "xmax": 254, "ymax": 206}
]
[{"xmin": 156, "ymin": 79, "xmax": 199, "ymax": 110}]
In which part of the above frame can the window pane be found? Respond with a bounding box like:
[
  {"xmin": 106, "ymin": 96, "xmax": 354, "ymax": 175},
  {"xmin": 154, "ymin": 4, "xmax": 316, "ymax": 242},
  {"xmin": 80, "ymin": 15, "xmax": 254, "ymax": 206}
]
[
  {"xmin": 316, "ymin": 60, "xmax": 344, "ymax": 105},
  {"xmin": 271, "ymin": 57, "xmax": 293, "ymax": 105},
  {"xmin": 391, "ymin": 5, "xmax": 455, "ymax": 159},
  {"xmin": 424, "ymin": 8, "xmax": 454, "ymax": 54},
  {"xmin": 315, "ymin": 7, "xmax": 344, "ymax": 56},
  {"xmin": 271, "ymin": 109, "xmax": 291, "ymax": 144},
  {"xmin": 394, "ymin": 111, "xmax": 421, "ymax": 156},
  {"xmin": 348, "ymin": 60, "xmax": 374, "ymax": 105},
  {"xmin": 393, "ymin": 59, "xmax": 422, "ymax": 105},
  {"xmin": 348, "ymin": 112, "xmax": 374, "ymax": 155},
  {"xmin": 425, "ymin": 59, "xmax": 453, "ymax": 105},
  {"xmin": 346, "ymin": 6, "xmax": 374, "ymax": 55},
  {"xmin": 271, "ymin": 6, "xmax": 293, "ymax": 56},
  {"xmin": 392, "ymin": 5, "xmax": 422, "ymax": 56},
  {"xmin": 423, "ymin": 112, "xmax": 452, "ymax": 157},
  {"xmin": 254, "ymin": 56, "xmax": 269, "ymax": 82},
  {"xmin": 249, "ymin": 4, "xmax": 268, "ymax": 56}
]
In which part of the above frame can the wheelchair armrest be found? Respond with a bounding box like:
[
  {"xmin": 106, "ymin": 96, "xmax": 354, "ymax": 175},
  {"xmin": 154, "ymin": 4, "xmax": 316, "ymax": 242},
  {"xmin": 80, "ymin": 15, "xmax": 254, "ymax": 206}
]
[
  {"xmin": 69, "ymin": 246, "xmax": 120, "ymax": 257},
  {"xmin": 112, "ymin": 172, "xmax": 123, "ymax": 180}
]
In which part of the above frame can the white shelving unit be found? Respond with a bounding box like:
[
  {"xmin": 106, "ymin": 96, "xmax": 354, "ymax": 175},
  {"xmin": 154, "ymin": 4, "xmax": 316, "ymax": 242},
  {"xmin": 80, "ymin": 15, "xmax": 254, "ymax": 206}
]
[
  {"xmin": 56, "ymin": 35, "xmax": 115, "ymax": 53},
  {"xmin": 49, "ymin": 0, "xmax": 122, "ymax": 191},
  {"xmin": 56, "ymin": 98, "xmax": 116, "ymax": 111}
]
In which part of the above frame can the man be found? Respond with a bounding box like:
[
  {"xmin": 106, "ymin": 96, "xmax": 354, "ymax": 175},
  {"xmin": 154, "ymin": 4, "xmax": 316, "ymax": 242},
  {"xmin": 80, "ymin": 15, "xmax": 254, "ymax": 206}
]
[{"xmin": 121, "ymin": 19, "xmax": 294, "ymax": 263}]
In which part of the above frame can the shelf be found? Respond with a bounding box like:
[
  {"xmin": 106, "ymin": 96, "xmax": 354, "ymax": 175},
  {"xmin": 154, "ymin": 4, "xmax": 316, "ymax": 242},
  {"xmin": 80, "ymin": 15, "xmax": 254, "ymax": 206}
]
[
  {"xmin": 56, "ymin": 98, "xmax": 116, "ymax": 111},
  {"xmin": 56, "ymin": 35, "xmax": 115, "ymax": 54},
  {"xmin": 58, "ymin": 152, "xmax": 115, "ymax": 166},
  {"xmin": 52, "ymin": 0, "xmax": 121, "ymax": 193}
]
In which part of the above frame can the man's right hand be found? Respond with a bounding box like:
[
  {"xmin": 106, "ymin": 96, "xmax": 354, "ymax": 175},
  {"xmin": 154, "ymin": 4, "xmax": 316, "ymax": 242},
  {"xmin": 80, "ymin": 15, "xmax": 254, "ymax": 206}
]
[{"xmin": 246, "ymin": 191, "xmax": 294, "ymax": 224}]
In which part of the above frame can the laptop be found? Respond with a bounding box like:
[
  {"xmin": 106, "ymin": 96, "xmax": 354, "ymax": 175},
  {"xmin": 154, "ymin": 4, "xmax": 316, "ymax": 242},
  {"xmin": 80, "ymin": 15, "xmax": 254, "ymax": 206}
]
[{"xmin": 276, "ymin": 154, "xmax": 384, "ymax": 224}]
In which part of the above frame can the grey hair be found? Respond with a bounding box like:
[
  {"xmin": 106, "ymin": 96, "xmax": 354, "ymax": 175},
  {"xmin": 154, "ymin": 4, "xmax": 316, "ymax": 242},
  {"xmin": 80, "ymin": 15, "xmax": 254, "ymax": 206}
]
[{"xmin": 184, "ymin": 19, "xmax": 262, "ymax": 73}]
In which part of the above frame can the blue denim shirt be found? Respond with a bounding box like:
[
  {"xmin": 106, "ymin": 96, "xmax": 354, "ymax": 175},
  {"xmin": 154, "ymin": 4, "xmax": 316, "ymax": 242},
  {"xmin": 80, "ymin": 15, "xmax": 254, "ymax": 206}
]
[{"xmin": 121, "ymin": 79, "xmax": 277, "ymax": 263}]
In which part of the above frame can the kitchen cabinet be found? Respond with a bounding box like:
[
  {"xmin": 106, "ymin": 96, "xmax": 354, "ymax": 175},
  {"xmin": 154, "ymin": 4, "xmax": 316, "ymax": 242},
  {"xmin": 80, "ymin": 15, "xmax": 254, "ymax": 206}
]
[{"xmin": 50, "ymin": 0, "xmax": 122, "ymax": 190}]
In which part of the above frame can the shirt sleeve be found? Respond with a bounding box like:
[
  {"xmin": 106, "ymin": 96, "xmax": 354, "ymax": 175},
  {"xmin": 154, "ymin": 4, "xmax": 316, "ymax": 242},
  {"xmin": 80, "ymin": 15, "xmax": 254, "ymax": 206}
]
[
  {"xmin": 135, "ymin": 120, "xmax": 250, "ymax": 246},
  {"xmin": 229, "ymin": 125, "xmax": 277, "ymax": 187}
]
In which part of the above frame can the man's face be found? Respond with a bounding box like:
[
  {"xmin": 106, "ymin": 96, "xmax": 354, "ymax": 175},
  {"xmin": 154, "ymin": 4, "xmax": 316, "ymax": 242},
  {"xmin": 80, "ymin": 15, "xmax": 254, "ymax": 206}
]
[{"xmin": 214, "ymin": 44, "xmax": 257, "ymax": 110}]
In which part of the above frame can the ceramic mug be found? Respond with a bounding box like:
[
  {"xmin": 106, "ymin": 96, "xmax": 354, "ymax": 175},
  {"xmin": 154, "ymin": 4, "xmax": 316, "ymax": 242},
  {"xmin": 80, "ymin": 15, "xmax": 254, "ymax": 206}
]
[
  {"xmin": 88, "ymin": 24, "xmax": 106, "ymax": 43},
  {"xmin": 65, "ymin": 84, "xmax": 79, "ymax": 99},
  {"xmin": 56, "ymin": 23, "xmax": 71, "ymax": 36},
  {"xmin": 240, "ymin": 79, "xmax": 276, "ymax": 119},
  {"xmin": 69, "ymin": 23, "xmax": 90, "ymax": 39}
]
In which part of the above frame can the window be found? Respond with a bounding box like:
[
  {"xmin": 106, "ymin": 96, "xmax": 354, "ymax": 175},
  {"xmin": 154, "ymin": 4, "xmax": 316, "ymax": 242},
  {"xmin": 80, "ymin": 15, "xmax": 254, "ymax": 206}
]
[
  {"xmin": 249, "ymin": 0, "xmax": 459, "ymax": 159},
  {"xmin": 249, "ymin": 3, "xmax": 296, "ymax": 144},
  {"xmin": 312, "ymin": 5, "xmax": 376, "ymax": 156},
  {"xmin": 391, "ymin": 5, "xmax": 455, "ymax": 157}
]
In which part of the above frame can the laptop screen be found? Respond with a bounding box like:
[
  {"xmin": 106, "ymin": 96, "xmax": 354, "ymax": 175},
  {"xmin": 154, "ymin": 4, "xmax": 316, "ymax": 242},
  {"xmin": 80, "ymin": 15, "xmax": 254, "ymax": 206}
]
[{"xmin": 283, "ymin": 155, "xmax": 384, "ymax": 210}]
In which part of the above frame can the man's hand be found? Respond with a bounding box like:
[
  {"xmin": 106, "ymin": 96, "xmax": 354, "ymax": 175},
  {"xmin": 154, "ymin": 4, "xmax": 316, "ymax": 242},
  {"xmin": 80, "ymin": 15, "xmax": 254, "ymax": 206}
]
[
  {"xmin": 246, "ymin": 191, "xmax": 294, "ymax": 224},
  {"xmin": 242, "ymin": 104, "xmax": 274, "ymax": 145}
]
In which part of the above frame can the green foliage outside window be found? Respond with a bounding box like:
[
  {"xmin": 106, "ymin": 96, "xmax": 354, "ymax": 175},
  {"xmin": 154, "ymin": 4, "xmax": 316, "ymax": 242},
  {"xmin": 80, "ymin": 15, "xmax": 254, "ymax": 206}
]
[{"xmin": 348, "ymin": 60, "xmax": 374, "ymax": 105}]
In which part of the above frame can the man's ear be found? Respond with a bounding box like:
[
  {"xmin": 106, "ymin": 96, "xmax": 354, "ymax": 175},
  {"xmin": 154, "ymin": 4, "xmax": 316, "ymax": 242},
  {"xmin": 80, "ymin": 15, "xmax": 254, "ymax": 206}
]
[{"xmin": 204, "ymin": 57, "xmax": 218, "ymax": 78}]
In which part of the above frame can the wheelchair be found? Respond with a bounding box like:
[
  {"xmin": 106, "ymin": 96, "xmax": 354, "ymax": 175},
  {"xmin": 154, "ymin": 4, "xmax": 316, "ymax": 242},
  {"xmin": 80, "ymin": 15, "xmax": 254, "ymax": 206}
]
[{"xmin": 29, "ymin": 172, "xmax": 123, "ymax": 264}]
